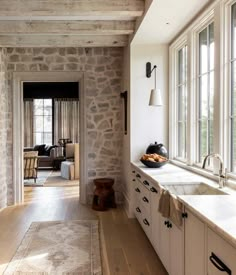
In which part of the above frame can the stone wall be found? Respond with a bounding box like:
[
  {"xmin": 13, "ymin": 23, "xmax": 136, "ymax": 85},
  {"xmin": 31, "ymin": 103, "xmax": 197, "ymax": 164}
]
[
  {"xmin": 4, "ymin": 47, "xmax": 124, "ymax": 206},
  {"xmin": 0, "ymin": 48, "xmax": 10, "ymax": 209}
]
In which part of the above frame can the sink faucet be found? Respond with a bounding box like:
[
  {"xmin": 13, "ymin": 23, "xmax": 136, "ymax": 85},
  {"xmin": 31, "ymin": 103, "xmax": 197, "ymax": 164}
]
[{"xmin": 202, "ymin": 153, "xmax": 227, "ymax": 188}]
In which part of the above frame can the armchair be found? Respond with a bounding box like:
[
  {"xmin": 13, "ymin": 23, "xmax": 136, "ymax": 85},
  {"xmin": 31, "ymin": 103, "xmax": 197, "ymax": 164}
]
[{"xmin": 24, "ymin": 151, "xmax": 39, "ymax": 183}]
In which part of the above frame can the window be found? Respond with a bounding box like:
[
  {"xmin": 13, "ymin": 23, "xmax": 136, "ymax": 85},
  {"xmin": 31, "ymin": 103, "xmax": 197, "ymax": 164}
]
[
  {"xmin": 230, "ymin": 3, "xmax": 236, "ymax": 172},
  {"xmin": 177, "ymin": 45, "xmax": 188, "ymax": 160},
  {"xmin": 197, "ymin": 22, "xmax": 214, "ymax": 164},
  {"xmin": 33, "ymin": 99, "xmax": 53, "ymax": 145}
]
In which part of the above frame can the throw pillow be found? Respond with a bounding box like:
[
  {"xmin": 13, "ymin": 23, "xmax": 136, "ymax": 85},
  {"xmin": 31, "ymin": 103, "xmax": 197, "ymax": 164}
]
[{"xmin": 33, "ymin": 144, "xmax": 46, "ymax": 156}]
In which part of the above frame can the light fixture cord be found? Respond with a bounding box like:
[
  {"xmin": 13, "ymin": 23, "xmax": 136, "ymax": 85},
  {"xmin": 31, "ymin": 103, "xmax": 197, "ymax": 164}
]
[{"xmin": 154, "ymin": 66, "xmax": 156, "ymax": 89}]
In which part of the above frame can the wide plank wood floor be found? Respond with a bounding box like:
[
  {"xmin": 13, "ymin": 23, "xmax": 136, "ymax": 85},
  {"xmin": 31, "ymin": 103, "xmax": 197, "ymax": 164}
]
[{"xmin": 0, "ymin": 186, "xmax": 167, "ymax": 275}]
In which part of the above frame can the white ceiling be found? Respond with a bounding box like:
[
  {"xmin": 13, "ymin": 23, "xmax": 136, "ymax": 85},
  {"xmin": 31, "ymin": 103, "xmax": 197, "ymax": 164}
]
[{"xmin": 132, "ymin": 0, "xmax": 212, "ymax": 45}]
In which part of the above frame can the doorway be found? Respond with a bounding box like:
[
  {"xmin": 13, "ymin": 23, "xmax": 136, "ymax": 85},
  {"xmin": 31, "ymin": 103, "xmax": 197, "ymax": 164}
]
[{"xmin": 13, "ymin": 72, "xmax": 87, "ymax": 204}]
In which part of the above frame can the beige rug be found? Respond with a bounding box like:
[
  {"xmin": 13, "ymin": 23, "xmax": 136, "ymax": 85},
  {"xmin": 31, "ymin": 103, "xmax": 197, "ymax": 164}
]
[
  {"xmin": 44, "ymin": 171, "xmax": 79, "ymax": 187},
  {"xmin": 24, "ymin": 170, "xmax": 52, "ymax": 187},
  {"xmin": 4, "ymin": 220, "xmax": 102, "ymax": 275}
]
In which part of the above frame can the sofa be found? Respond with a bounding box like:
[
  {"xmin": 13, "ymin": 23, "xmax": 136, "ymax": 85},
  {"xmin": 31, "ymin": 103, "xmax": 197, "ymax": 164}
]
[{"xmin": 24, "ymin": 144, "xmax": 63, "ymax": 168}]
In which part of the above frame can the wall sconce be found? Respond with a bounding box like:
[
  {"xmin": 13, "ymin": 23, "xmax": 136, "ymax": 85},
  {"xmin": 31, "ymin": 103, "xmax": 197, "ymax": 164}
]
[{"xmin": 146, "ymin": 62, "xmax": 163, "ymax": 106}]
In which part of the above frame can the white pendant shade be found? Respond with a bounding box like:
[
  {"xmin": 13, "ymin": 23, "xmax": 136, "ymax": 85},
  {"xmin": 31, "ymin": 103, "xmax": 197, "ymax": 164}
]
[{"xmin": 149, "ymin": 88, "xmax": 162, "ymax": 106}]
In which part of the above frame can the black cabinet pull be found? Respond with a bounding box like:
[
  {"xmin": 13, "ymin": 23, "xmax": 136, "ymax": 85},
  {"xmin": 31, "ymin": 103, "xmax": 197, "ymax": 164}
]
[
  {"xmin": 132, "ymin": 170, "xmax": 135, "ymax": 174},
  {"xmin": 136, "ymin": 174, "xmax": 141, "ymax": 178},
  {"xmin": 182, "ymin": 212, "xmax": 188, "ymax": 218},
  {"xmin": 136, "ymin": 207, "xmax": 141, "ymax": 213},
  {"xmin": 135, "ymin": 188, "xmax": 140, "ymax": 193},
  {"xmin": 164, "ymin": 220, "xmax": 169, "ymax": 226},
  {"xmin": 209, "ymin": 252, "xmax": 231, "ymax": 275},
  {"xmin": 132, "ymin": 179, "xmax": 136, "ymax": 182},
  {"xmin": 167, "ymin": 223, "xmax": 172, "ymax": 228},
  {"xmin": 143, "ymin": 219, "xmax": 150, "ymax": 226},
  {"xmin": 150, "ymin": 187, "xmax": 158, "ymax": 193},
  {"xmin": 142, "ymin": 196, "xmax": 149, "ymax": 203},
  {"xmin": 143, "ymin": 180, "xmax": 149, "ymax": 186}
]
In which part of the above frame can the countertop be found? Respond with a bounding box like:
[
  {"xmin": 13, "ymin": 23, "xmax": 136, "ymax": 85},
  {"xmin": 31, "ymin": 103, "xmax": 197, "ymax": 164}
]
[{"xmin": 131, "ymin": 161, "xmax": 236, "ymax": 248}]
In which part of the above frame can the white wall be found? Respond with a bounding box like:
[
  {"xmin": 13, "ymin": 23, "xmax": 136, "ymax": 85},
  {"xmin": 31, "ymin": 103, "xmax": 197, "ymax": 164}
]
[
  {"xmin": 130, "ymin": 44, "xmax": 169, "ymax": 162},
  {"xmin": 121, "ymin": 43, "xmax": 169, "ymax": 217}
]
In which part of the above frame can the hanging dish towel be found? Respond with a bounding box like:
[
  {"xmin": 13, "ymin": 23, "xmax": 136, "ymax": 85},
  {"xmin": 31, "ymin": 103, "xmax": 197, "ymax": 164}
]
[{"xmin": 158, "ymin": 189, "xmax": 170, "ymax": 218}]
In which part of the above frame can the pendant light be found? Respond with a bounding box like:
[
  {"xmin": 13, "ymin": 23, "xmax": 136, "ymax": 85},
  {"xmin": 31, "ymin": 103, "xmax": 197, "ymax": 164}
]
[{"xmin": 146, "ymin": 62, "xmax": 163, "ymax": 106}]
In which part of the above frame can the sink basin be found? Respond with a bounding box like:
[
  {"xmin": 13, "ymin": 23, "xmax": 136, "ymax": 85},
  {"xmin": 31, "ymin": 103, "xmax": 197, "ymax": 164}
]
[{"xmin": 162, "ymin": 182, "xmax": 228, "ymax": 196}]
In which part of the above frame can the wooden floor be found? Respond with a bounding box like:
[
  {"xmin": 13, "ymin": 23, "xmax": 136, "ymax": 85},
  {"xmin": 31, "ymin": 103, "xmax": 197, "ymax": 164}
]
[{"xmin": 0, "ymin": 186, "xmax": 167, "ymax": 275}]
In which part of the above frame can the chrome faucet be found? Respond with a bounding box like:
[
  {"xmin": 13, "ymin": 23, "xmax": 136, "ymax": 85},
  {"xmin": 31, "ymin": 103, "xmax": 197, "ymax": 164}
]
[{"xmin": 202, "ymin": 153, "xmax": 227, "ymax": 188}]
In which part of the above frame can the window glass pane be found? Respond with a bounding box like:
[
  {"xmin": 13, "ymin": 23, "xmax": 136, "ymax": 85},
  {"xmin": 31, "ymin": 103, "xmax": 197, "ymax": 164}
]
[
  {"xmin": 35, "ymin": 132, "xmax": 43, "ymax": 145},
  {"xmin": 44, "ymin": 116, "xmax": 52, "ymax": 132},
  {"xmin": 176, "ymin": 45, "xmax": 187, "ymax": 160},
  {"xmin": 198, "ymin": 22, "xmax": 214, "ymax": 164},
  {"xmin": 231, "ymin": 61, "xmax": 236, "ymax": 116},
  {"xmin": 178, "ymin": 122, "xmax": 186, "ymax": 159},
  {"xmin": 34, "ymin": 116, "xmax": 43, "ymax": 132},
  {"xmin": 232, "ymin": 3, "xmax": 236, "ymax": 59},
  {"xmin": 33, "ymin": 99, "xmax": 52, "ymax": 145},
  {"xmin": 44, "ymin": 99, "xmax": 52, "ymax": 116},
  {"xmin": 199, "ymin": 75, "xmax": 208, "ymax": 119},
  {"xmin": 43, "ymin": 133, "xmax": 52, "ymax": 145},
  {"xmin": 209, "ymin": 72, "xmax": 214, "ymax": 120},
  {"xmin": 199, "ymin": 27, "xmax": 208, "ymax": 74},
  {"xmin": 34, "ymin": 99, "xmax": 43, "ymax": 115},
  {"xmin": 199, "ymin": 119, "xmax": 208, "ymax": 162},
  {"xmin": 209, "ymin": 23, "xmax": 214, "ymax": 71}
]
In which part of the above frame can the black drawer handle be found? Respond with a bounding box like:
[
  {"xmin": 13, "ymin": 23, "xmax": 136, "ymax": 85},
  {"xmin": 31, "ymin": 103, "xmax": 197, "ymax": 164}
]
[
  {"xmin": 209, "ymin": 252, "xmax": 231, "ymax": 275},
  {"xmin": 167, "ymin": 222, "xmax": 172, "ymax": 228},
  {"xmin": 150, "ymin": 187, "xmax": 158, "ymax": 193},
  {"xmin": 136, "ymin": 207, "xmax": 141, "ymax": 213},
  {"xmin": 142, "ymin": 196, "xmax": 149, "ymax": 203},
  {"xmin": 132, "ymin": 179, "xmax": 136, "ymax": 182},
  {"xmin": 164, "ymin": 220, "xmax": 169, "ymax": 226},
  {"xmin": 132, "ymin": 170, "xmax": 135, "ymax": 174},
  {"xmin": 135, "ymin": 188, "xmax": 140, "ymax": 193},
  {"xmin": 182, "ymin": 212, "xmax": 188, "ymax": 218},
  {"xmin": 143, "ymin": 219, "xmax": 150, "ymax": 226},
  {"xmin": 136, "ymin": 174, "xmax": 141, "ymax": 178},
  {"xmin": 143, "ymin": 180, "xmax": 149, "ymax": 186}
]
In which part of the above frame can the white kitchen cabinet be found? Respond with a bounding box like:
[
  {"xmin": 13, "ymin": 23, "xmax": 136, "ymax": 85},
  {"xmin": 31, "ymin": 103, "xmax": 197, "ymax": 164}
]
[
  {"xmin": 169, "ymin": 221, "xmax": 184, "ymax": 275},
  {"xmin": 184, "ymin": 209, "xmax": 205, "ymax": 275},
  {"xmin": 150, "ymin": 181, "xmax": 184, "ymax": 275},
  {"xmin": 207, "ymin": 228, "xmax": 236, "ymax": 275}
]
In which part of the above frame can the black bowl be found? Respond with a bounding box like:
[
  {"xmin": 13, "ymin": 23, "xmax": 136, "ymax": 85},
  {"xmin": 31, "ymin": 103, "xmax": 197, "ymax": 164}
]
[{"xmin": 140, "ymin": 159, "xmax": 168, "ymax": 168}]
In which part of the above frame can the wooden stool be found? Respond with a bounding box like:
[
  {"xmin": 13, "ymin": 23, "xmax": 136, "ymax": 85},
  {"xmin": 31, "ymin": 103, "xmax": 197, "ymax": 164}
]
[{"xmin": 92, "ymin": 178, "xmax": 116, "ymax": 211}]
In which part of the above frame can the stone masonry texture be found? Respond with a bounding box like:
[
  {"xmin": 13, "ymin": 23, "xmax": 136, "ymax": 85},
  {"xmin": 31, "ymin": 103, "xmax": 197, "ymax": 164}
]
[{"xmin": 0, "ymin": 47, "xmax": 124, "ymax": 208}]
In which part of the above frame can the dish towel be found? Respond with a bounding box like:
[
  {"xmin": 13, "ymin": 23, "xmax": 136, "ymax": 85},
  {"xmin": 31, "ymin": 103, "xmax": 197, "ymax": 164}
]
[
  {"xmin": 158, "ymin": 189, "xmax": 170, "ymax": 218},
  {"xmin": 170, "ymin": 196, "xmax": 183, "ymax": 227}
]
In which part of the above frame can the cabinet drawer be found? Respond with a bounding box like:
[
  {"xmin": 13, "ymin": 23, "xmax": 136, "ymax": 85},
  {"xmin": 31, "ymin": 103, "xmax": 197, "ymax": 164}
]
[
  {"xmin": 134, "ymin": 203, "xmax": 151, "ymax": 240},
  {"xmin": 139, "ymin": 182, "xmax": 151, "ymax": 213},
  {"xmin": 207, "ymin": 228, "xmax": 236, "ymax": 275}
]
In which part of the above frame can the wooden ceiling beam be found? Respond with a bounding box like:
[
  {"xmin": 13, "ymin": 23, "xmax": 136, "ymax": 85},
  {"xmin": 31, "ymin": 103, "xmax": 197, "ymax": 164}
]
[
  {"xmin": 0, "ymin": 0, "xmax": 144, "ymax": 18},
  {"xmin": 0, "ymin": 35, "xmax": 128, "ymax": 47},
  {"xmin": 0, "ymin": 21, "xmax": 135, "ymax": 35}
]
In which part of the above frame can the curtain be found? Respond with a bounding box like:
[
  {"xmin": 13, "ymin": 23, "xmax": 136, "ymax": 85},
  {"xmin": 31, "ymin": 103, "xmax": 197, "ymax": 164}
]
[
  {"xmin": 23, "ymin": 99, "xmax": 34, "ymax": 147},
  {"xmin": 54, "ymin": 99, "xmax": 79, "ymax": 144}
]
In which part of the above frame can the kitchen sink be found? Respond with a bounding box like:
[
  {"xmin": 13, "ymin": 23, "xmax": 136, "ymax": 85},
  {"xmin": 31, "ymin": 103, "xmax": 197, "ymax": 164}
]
[{"xmin": 162, "ymin": 182, "xmax": 228, "ymax": 196}]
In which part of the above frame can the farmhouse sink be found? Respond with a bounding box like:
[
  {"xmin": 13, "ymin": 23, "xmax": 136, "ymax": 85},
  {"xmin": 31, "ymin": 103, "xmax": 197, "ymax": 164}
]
[{"xmin": 162, "ymin": 182, "xmax": 228, "ymax": 196}]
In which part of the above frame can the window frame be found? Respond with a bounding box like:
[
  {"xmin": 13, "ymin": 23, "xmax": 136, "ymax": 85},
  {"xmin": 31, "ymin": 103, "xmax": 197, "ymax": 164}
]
[
  {"xmin": 169, "ymin": 35, "xmax": 188, "ymax": 162},
  {"xmin": 33, "ymin": 98, "xmax": 53, "ymax": 145}
]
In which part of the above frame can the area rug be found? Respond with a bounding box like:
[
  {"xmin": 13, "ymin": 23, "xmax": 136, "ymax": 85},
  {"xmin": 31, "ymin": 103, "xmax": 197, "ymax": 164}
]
[
  {"xmin": 44, "ymin": 171, "xmax": 79, "ymax": 187},
  {"xmin": 3, "ymin": 220, "xmax": 102, "ymax": 275},
  {"xmin": 24, "ymin": 170, "xmax": 52, "ymax": 187}
]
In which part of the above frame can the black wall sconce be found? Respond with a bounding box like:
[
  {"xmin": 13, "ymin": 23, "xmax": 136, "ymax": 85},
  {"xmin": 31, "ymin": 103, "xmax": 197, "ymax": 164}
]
[{"xmin": 120, "ymin": 91, "xmax": 128, "ymax": 135}]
